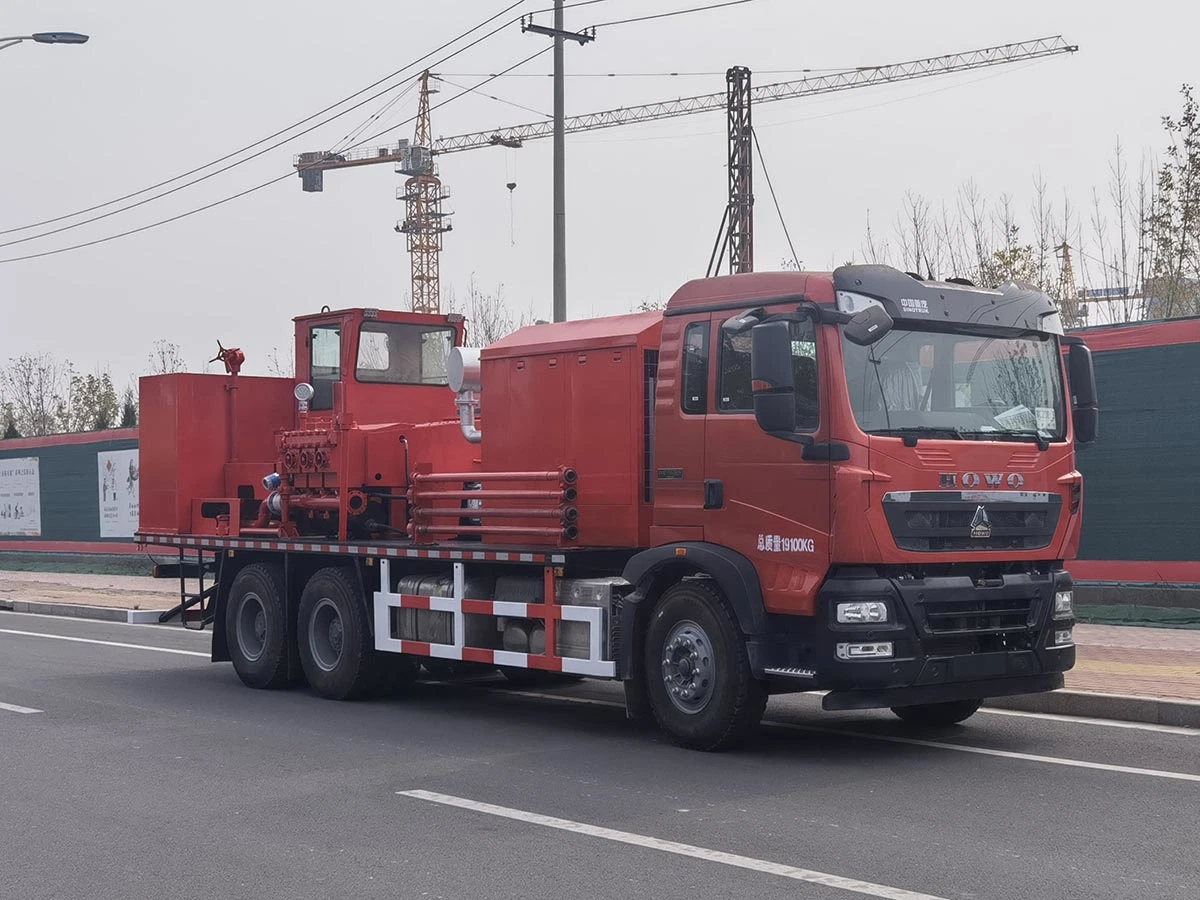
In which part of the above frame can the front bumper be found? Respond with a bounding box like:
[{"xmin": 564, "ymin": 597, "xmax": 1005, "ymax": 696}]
[{"xmin": 758, "ymin": 566, "xmax": 1075, "ymax": 709}]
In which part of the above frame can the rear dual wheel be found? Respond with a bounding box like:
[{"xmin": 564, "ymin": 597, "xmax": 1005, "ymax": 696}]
[
  {"xmin": 227, "ymin": 563, "xmax": 290, "ymax": 690},
  {"xmin": 298, "ymin": 567, "xmax": 419, "ymax": 699}
]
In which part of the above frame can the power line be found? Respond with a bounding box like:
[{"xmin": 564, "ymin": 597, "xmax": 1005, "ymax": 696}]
[
  {"xmin": 437, "ymin": 68, "xmax": 855, "ymax": 77},
  {"xmin": 0, "ymin": 6, "xmax": 539, "ymax": 251},
  {"xmin": 751, "ymin": 127, "xmax": 799, "ymax": 269},
  {"xmin": 592, "ymin": 0, "xmax": 762, "ymax": 28},
  {"xmin": 433, "ymin": 75, "xmax": 552, "ymax": 118},
  {"xmin": 0, "ymin": 0, "xmax": 530, "ymax": 239},
  {"xmin": 333, "ymin": 78, "xmax": 421, "ymax": 153},
  {"xmin": 0, "ymin": 47, "xmax": 554, "ymax": 264}
]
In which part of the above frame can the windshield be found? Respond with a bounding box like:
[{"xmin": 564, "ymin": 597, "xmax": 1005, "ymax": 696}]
[
  {"xmin": 356, "ymin": 322, "xmax": 455, "ymax": 386},
  {"xmin": 842, "ymin": 326, "xmax": 1065, "ymax": 441}
]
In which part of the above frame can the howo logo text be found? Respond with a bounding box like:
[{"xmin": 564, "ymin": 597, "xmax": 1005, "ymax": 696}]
[{"xmin": 939, "ymin": 472, "xmax": 1025, "ymax": 489}]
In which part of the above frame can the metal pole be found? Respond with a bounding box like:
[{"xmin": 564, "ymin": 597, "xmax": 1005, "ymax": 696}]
[{"xmin": 552, "ymin": 0, "xmax": 567, "ymax": 322}]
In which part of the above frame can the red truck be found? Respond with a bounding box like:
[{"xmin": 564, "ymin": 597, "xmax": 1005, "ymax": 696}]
[{"xmin": 137, "ymin": 265, "xmax": 1098, "ymax": 750}]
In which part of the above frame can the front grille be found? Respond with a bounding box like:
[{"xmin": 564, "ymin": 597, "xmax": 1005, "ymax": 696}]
[
  {"xmin": 918, "ymin": 594, "xmax": 1040, "ymax": 655},
  {"xmin": 884, "ymin": 492, "xmax": 1061, "ymax": 552},
  {"xmin": 924, "ymin": 596, "xmax": 1035, "ymax": 634}
]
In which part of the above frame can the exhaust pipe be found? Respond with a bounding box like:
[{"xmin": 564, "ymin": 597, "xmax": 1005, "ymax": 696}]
[{"xmin": 448, "ymin": 347, "xmax": 483, "ymax": 444}]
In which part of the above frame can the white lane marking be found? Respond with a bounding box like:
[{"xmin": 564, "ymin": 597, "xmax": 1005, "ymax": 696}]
[
  {"xmin": 0, "ymin": 610, "xmax": 209, "ymax": 635},
  {"xmin": 398, "ymin": 789, "xmax": 948, "ymax": 900},
  {"xmin": 0, "ymin": 701, "xmax": 43, "ymax": 714},
  {"xmin": 0, "ymin": 629, "xmax": 209, "ymax": 658},
  {"xmin": 488, "ymin": 690, "xmax": 1200, "ymax": 783},
  {"xmin": 978, "ymin": 706, "xmax": 1199, "ymax": 736},
  {"xmin": 765, "ymin": 722, "xmax": 1200, "ymax": 783}
]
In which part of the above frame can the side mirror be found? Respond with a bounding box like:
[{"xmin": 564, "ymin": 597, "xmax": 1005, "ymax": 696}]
[
  {"xmin": 843, "ymin": 305, "xmax": 893, "ymax": 346},
  {"xmin": 1068, "ymin": 343, "xmax": 1099, "ymax": 445},
  {"xmin": 750, "ymin": 321, "xmax": 796, "ymax": 435}
]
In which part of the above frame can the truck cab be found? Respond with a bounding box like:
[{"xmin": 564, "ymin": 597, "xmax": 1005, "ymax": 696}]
[
  {"xmin": 294, "ymin": 307, "xmax": 466, "ymax": 427},
  {"xmin": 646, "ymin": 264, "xmax": 1097, "ymax": 715}
]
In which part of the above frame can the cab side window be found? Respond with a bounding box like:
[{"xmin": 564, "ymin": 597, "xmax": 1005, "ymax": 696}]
[
  {"xmin": 310, "ymin": 325, "xmax": 341, "ymax": 410},
  {"xmin": 681, "ymin": 322, "xmax": 709, "ymax": 414},
  {"xmin": 718, "ymin": 317, "xmax": 819, "ymax": 429}
]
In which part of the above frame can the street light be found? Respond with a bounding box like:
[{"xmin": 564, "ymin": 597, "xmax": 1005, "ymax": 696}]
[{"xmin": 0, "ymin": 32, "xmax": 89, "ymax": 51}]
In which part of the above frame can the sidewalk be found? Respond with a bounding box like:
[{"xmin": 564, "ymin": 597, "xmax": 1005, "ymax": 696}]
[{"xmin": 2, "ymin": 569, "xmax": 1197, "ymax": 726}]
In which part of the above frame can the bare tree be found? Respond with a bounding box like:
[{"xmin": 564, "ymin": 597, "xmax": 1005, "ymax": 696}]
[
  {"xmin": 861, "ymin": 210, "xmax": 890, "ymax": 264},
  {"xmin": 0, "ymin": 354, "xmax": 69, "ymax": 437},
  {"xmin": 147, "ymin": 339, "xmax": 186, "ymax": 374},
  {"xmin": 448, "ymin": 275, "xmax": 536, "ymax": 348},
  {"xmin": 265, "ymin": 345, "xmax": 295, "ymax": 378},
  {"xmin": 894, "ymin": 191, "xmax": 934, "ymax": 277}
]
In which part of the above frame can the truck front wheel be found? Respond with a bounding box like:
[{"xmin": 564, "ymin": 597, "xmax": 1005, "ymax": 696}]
[
  {"xmin": 226, "ymin": 563, "xmax": 290, "ymax": 690},
  {"xmin": 891, "ymin": 699, "xmax": 982, "ymax": 726},
  {"xmin": 643, "ymin": 580, "xmax": 766, "ymax": 751}
]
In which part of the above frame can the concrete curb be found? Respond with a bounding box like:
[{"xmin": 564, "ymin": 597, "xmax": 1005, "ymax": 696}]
[
  {"xmin": 985, "ymin": 690, "xmax": 1200, "ymax": 729},
  {"xmin": 0, "ymin": 600, "xmax": 171, "ymax": 626}
]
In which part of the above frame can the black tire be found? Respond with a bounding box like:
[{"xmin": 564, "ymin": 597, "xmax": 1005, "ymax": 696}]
[
  {"xmin": 643, "ymin": 579, "xmax": 766, "ymax": 751},
  {"xmin": 226, "ymin": 563, "xmax": 290, "ymax": 690},
  {"xmin": 297, "ymin": 567, "xmax": 377, "ymax": 700},
  {"xmin": 891, "ymin": 699, "xmax": 982, "ymax": 726}
]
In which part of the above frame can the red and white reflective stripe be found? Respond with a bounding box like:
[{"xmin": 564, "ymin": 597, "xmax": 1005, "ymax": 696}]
[
  {"xmin": 372, "ymin": 558, "xmax": 615, "ymax": 678},
  {"xmin": 134, "ymin": 533, "xmax": 565, "ymax": 565}
]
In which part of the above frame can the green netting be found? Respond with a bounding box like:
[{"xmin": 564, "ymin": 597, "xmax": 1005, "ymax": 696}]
[
  {"xmin": 1077, "ymin": 343, "xmax": 1200, "ymax": 563},
  {"xmin": 1076, "ymin": 604, "xmax": 1200, "ymax": 629}
]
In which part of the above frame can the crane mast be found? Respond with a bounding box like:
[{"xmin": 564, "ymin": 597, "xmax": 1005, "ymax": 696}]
[{"xmin": 396, "ymin": 71, "xmax": 452, "ymax": 314}]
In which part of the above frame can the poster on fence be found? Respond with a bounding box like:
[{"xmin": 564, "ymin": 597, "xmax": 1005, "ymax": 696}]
[
  {"xmin": 98, "ymin": 449, "xmax": 139, "ymax": 538},
  {"xmin": 0, "ymin": 457, "xmax": 41, "ymax": 537}
]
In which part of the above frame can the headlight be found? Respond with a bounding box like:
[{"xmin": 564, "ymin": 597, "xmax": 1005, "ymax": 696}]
[
  {"xmin": 1054, "ymin": 590, "xmax": 1073, "ymax": 618},
  {"xmin": 836, "ymin": 601, "xmax": 889, "ymax": 624},
  {"xmin": 1051, "ymin": 627, "xmax": 1074, "ymax": 648}
]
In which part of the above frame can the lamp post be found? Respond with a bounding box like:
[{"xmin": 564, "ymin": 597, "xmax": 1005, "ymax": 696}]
[{"xmin": 0, "ymin": 32, "xmax": 89, "ymax": 52}]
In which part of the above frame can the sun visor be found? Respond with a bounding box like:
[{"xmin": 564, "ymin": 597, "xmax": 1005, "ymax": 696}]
[{"xmin": 832, "ymin": 265, "xmax": 1063, "ymax": 335}]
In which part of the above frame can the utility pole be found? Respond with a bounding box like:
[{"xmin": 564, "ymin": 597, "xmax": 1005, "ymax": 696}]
[{"xmin": 522, "ymin": 7, "xmax": 594, "ymax": 321}]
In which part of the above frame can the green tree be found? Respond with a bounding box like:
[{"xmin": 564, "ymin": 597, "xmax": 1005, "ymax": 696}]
[
  {"xmin": 1146, "ymin": 84, "xmax": 1200, "ymax": 318},
  {"xmin": 119, "ymin": 386, "xmax": 138, "ymax": 428},
  {"xmin": 2, "ymin": 403, "xmax": 19, "ymax": 439},
  {"xmin": 58, "ymin": 369, "xmax": 120, "ymax": 433}
]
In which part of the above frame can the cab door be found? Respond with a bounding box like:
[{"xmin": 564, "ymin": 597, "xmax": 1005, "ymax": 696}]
[
  {"xmin": 650, "ymin": 315, "xmax": 712, "ymax": 542},
  {"xmin": 702, "ymin": 313, "xmax": 833, "ymax": 615}
]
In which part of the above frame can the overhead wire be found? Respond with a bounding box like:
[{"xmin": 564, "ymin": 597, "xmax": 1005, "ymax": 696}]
[
  {"xmin": 0, "ymin": 5, "xmax": 543, "ymax": 251},
  {"xmin": 750, "ymin": 128, "xmax": 800, "ymax": 269},
  {"xmin": 591, "ymin": 0, "xmax": 762, "ymax": 28},
  {"xmin": 0, "ymin": 45, "xmax": 554, "ymax": 264},
  {"xmin": 437, "ymin": 68, "xmax": 856, "ymax": 77},
  {"xmin": 433, "ymin": 75, "xmax": 552, "ymax": 119},
  {"xmin": 333, "ymin": 78, "xmax": 421, "ymax": 152},
  {"xmin": 0, "ymin": 0, "xmax": 530, "ymax": 239}
]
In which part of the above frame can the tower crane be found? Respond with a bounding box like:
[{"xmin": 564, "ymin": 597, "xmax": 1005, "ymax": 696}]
[{"xmin": 294, "ymin": 36, "xmax": 1076, "ymax": 312}]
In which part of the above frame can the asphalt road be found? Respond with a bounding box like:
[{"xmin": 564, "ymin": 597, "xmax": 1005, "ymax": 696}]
[{"xmin": 2, "ymin": 609, "xmax": 1197, "ymax": 900}]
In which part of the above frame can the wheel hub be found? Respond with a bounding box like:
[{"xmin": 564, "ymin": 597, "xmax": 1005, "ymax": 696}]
[
  {"xmin": 309, "ymin": 598, "xmax": 345, "ymax": 673},
  {"xmin": 661, "ymin": 620, "xmax": 714, "ymax": 714},
  {"xmin": 236, "ymin": 592, "xmax": 267, "ymax": 662}
]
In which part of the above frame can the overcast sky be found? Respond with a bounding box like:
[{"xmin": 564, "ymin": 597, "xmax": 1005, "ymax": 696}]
[{"xmin": 1, "ymin": 0, "xmax": 1196, "ymax": 384}]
